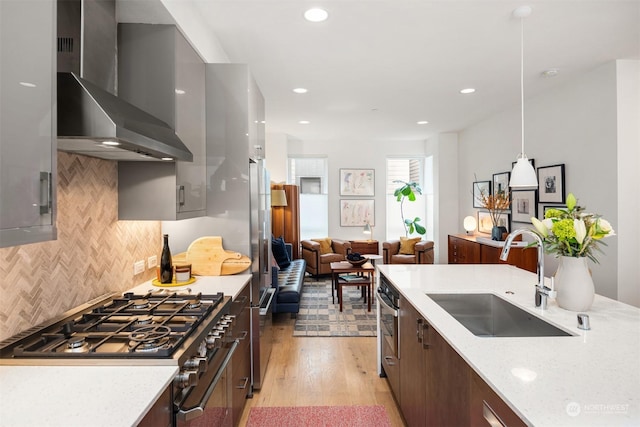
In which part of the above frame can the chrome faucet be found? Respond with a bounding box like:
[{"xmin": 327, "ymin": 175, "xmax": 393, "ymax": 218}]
[{"xmin": 500, "ymin": 229, "xmax": 554, "ymax": 309}]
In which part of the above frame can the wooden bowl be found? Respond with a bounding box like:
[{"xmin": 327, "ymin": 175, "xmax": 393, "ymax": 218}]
[{"xmin": 348, "ymin": 258, "xmax": 367, "ymax": 267}]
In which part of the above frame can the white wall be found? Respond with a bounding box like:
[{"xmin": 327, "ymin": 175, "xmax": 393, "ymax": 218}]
[
  {"xmin": 458, "ymin": 61, "xmax": 620, "ymax": 300},
  {"xmin": 426, "ymin": 133, "xmax": 459, "ymax": 264},
  {"xmin": 616, "ymin": 60, "xmax": 640, "ymax": 307}
]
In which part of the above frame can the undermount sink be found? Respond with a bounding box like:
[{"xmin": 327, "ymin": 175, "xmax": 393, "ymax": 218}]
[{"xmin": 427, "ymin": 293, "xmax": 573, "ymax": 337}]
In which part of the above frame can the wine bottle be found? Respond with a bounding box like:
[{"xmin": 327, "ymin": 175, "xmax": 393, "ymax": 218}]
[{"xmin": 160, "ymin": 234, "xmax": 173, "ymax": 283}]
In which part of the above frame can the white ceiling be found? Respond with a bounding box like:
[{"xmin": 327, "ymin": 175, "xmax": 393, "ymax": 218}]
[{"xmin": 118, "ymin": 0, "xmax": 640, "ymax": 143}]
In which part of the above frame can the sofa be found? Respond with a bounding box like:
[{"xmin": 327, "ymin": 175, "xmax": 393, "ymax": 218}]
[
  {"xmin": 383, "ymin": 239, "xmax": 435, "ymax": 264},
  {"xmin": 271, "ymin": 242, "xmax": 306, "ymax": 316},
  {"xmin": 301, "ymin": 238, "xmax": 352, "ymax": 277}
]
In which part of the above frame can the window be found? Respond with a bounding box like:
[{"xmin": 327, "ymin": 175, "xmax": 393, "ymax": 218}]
[
  {"xmin": 386, "ymin": 158, "xmax": 428, "ymax": 240},
  {"xmin": 288, "ymin": 157, "xmax": 328, "ymax": 239}
]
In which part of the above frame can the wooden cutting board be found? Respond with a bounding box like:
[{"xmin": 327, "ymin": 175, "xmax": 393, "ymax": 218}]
[{"xmin": 182, "ymin": 236, "xmax": 251, "ymax": 276}]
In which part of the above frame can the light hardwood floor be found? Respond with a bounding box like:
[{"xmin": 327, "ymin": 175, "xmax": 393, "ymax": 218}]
[{"xmin": 238, "ymin": 313, "xmax": 406, "ymax": 426}]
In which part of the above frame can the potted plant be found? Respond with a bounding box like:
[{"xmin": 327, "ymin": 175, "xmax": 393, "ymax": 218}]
[
  {"xmin": 393, "ymin": 180, "xmax": 426, "ymax": 237},
  {"xmin": 478, "ymin": 189, "xmax": 511, "ymax": 240}
]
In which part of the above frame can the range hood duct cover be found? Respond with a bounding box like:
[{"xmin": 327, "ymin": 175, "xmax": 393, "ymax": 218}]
[{"xmin": 57, "ymin": 72, "xmax": 193, "ymax": 162}]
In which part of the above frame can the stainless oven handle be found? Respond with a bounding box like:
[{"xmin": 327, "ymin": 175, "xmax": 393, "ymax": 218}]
[
  {"xmin": 376, "ymin": 291, "xmax": 398, "ymax": 316},
  {"xmin": 177, "ymin": 339, "xmax": 239, "ymax": 422}
]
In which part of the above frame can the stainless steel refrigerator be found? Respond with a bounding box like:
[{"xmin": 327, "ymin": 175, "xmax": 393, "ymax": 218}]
[{"xmin": 249, "ymin": 159, "xmax": 274, "ymax": 391}]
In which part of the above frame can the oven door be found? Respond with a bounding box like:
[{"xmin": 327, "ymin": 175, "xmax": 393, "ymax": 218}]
[{"xmin": 174, "ymin": 340, "xmax": 238, "ymax": 427}]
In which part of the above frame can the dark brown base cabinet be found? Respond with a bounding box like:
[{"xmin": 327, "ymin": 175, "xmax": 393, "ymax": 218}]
[
  {"xmin": 448, "ymin": 235, "xmax": 537, "ymax": 273},
  {"xmin": 137, "ymin": 386, "xmax": 172, "ymax": 427},
  {"xmin": 396, "ymin": 298, "xmax": 525, "ymax": 427},
  {"xmin": 349, "ymin": 240, "xmax": 379, "ymax": 255},
  {"xmin": 230, "ymin": 283, "xmax": 251, "ymax": 426}
]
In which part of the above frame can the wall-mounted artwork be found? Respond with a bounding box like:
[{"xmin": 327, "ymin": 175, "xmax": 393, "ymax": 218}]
[
  {"xmin": 541, "ymin": 204, "xmax": 567, "ymax": 220},
  {"xmin": 537, "ymin": 164, "xmax": 566, "ymax": 203},
  {"xmin": 511, "ymin": 190, "xmax": 537, "ymax": 223},
  {"xmin": 340, "ymin": 199, "xmax": 374, "ymax": 227},
  {"xmin": 492, "ymin": 171, "xmax": 511, "ymax": 196},
  {"xmin": 473, "ymin": 181, "xmax": 492, "ymax": 208},
  {"xmin": 340, "ymin": 169, "xmax": 374, "ymax": 196}
]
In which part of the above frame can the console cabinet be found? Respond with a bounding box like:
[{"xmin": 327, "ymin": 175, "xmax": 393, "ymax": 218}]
[
  {"xmin": 448, "ymin": 235, "xmax": 537, "ymax": 273},
  {"xmin": 350, "ymin": 240, "xmax": 379, "ymax": 255}
]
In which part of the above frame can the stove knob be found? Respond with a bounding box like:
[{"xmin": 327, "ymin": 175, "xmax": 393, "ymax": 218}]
[
  {"xmin": 205, "ymin": 334, "xmax": 221, "ymax": 349},
  {"xmin": 184, "ymin": 357, "xmax": 208, "ymax": 373},
  {"xmin": 174, "ymin": 370, "xmax": 198, "ymax": 389}
]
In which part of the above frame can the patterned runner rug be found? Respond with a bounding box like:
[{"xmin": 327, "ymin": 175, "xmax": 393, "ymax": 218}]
[
  {"xmin": 292, "ymin": 277, "xmax": 377, "ymax": 337},
  {"xmin": 247, "ymin": 405, "xmax": 392, "ymax": 427}
]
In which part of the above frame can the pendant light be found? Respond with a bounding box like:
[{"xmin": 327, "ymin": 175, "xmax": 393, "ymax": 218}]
[{"xmin": 509, "ymin": 5, "xmax": 538, "ymax": 189}]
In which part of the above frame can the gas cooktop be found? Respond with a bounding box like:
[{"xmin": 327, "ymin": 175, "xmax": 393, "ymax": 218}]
[{"xmin": 0, "ymin": 289, "xmax": 231, "ymax": 365}]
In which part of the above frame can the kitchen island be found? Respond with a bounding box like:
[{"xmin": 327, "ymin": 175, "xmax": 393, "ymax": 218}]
[
  {"xmin": 0, "ymin": 274, "xmax": 251, "ymax": 427},
  {"xmin": 378, "ymin": 264, "xmax": 640, "ymax": 426}
]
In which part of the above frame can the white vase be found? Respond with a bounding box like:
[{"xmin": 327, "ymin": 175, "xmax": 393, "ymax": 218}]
[{"xmin": 554, "ymin": 256, "xmax": 595, "ymax": 311}]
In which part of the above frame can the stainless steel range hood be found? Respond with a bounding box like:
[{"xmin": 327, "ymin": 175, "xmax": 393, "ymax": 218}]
[
  {"xmin": 56, "ymin": 0, "xmax": 192, "ymax": 162},
  {"xmin": 57, "ymin": 72, "xmax": 193, "ymax": 161}
]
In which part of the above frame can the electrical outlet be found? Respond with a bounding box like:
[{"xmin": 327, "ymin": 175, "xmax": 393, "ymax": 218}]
[
  {"xmin": 133, "ymin": 260, "xmax": 145, "ymax": 275},
  {"xmin": 148, "ymin": 255, "xmax": 157, "ymax": 269}
]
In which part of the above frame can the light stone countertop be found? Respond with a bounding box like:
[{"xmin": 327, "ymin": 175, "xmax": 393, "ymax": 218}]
[
  {"xmin": 378, "ymin": 263, "xmax": 640, "ymax": 427},
  {"xmin": 0, "ymin": 274, "xmax": 251, "ymax": 427}
]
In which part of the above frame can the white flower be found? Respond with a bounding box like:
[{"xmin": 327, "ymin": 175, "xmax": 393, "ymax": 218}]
[
  {"xmin": 531, "ymin": 217, "xmax": 549, "ymax": 237},
  {"xmin": 574, "ymin": 219, "xmax": 586, "ymax": 244},
  {"xmin": 598, "ymin": 218, "xmax": 615, "ymax": 236}
]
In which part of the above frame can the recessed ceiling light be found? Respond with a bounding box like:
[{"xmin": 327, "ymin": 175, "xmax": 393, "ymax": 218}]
[
  {"xmin": 417, "ymin": 121, "xmax": 429, "ymax": 125},
  {"xmin": 304, "ymin": 8, "xmax": 328, "ymax": 22},
  {"xmin": 19, "ymin": 81, "xmax": 36, "ymax": 88},
  {"xmin": 293, "ymin": 88, "xmax": 308, "ymax": 94},
  {"xmin": 298, "ymin": 120, "xmax": 310, "ymax": 125},
  {"xmin": 175, "ymin": 89, "xmax": 186, "ymax": 95},
  {"xmin": 460, "ymin": 88, "xmax": 476, "ymax": 94},
  {"xmin": 541, "ymin": 69, "xmax": 559, "ymax": 78}
]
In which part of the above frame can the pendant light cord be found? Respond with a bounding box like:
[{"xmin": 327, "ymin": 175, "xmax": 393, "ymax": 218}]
[{"xmin": 520, "ymin": 15, "xmax": 525, "ymax": 158}]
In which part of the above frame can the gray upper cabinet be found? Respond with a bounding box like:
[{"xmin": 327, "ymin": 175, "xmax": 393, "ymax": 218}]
[
  {"xmin": 0, "ymin": 0, "xmax": 57, "ymax": 248},
  {"xmin": 117, "ymin": 24, "xmax": 205, "ymax": 220}
]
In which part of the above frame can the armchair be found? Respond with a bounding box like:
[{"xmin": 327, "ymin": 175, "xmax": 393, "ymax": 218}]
[
  {"xmin": 301, "ymin": 238, "xmax": 352, "ymax": 277},
  {"xmin": 383, "ymin": 239, "xmax": 435, "ymax": 264}
]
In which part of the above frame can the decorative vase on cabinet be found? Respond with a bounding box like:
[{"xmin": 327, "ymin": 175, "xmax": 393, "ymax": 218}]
[{"xmin": 554, "ymin": 256, "xmax": 595, "ymax": 311}]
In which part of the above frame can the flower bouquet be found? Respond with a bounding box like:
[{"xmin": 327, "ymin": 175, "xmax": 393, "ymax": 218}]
[{"xmin": 479, "ymin": 190, "xmax": 511, "ymax": 240}]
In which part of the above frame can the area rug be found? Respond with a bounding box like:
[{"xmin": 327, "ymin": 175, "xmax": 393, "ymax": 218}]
[
  {"xmin": 246, "ymin": 405, "xmax": 392, "ymax": 427},
  {"xmin": 293, "ymin": 277, "xmax": 377, "ymax": 337}
]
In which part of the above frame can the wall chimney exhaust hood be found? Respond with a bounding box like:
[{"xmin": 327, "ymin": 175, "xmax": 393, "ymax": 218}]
[
  {"xmin": 56, "ymin": 0, "xmax": 192, "ymax": 162},
  {"xmin": 57, "ymin": 72, "xmax": 193, "ymax": 162}
]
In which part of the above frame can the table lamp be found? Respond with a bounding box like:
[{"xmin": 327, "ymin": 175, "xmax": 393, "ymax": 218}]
[{"xmin": 463, "ymin": 216, "xmax": 477, "ymax": 235}]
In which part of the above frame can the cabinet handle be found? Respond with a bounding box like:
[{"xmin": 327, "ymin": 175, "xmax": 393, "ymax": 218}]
[
  {"xmin": 383, "ymin": 356, "xmax": 396, "ymax": 367},
  {"xmin": 39, "ymin": 172, "xmax": 51, "ymax": 214},
  {"xmin": 237, "ymin": 331, "xmax": 248, "ymax": 341},
  {"xmin": 236, "ymin": 377, "xmax": 250, "ymax": 390},
  {"xmin": 422, "ymin": 323, "xmax": 430, "ymax": 350},
  {"xmin": 416, "ymin": 318, "xmax": 423, "ymax": 342},
  {"xmin": 178, "ymin": 185, "xmax": 185, "ymax": 206},
  {"xmin": 482, "ymin": 401, "xmax": 507, "ymax": 427}
]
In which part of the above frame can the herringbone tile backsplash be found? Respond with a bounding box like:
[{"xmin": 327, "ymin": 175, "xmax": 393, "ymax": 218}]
[{"xmin": 0, "ymin": 152, "xmax": 160, "ymax": 341}]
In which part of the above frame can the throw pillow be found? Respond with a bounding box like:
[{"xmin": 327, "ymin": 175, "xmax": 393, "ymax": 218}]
[
  {"xmin": 311, "ymin": 238, "xmax": 333, "ymax": 254},
  {"xmin": 399, "ymin": 237, "xmax": 422, "ymax": 255},
  {"xmin": 271, "ymin": 236, "xmax": 291, "ymax": 269}
]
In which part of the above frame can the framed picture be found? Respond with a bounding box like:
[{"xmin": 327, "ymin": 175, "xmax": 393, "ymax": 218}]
[
  {"xmin": 492, "ymin": 172, "xmax": 510, "ymax": 196},
  {"xmin": 339, "ymin": 169, "xmax": 374, "ymax": 196},
  {"xmin": 511, "ymin": 190, "xmax": 538, "ymax": 223},
  {"xmin": 340, "ymin": 199, "xmax": 374, "ymax": 226},
  {"xmin": 477, "ymin": 211, "xmax": 510, "ymax": 234},
  {"xmin": 541, "ymin": 205, "xmax": 568, "ymax": 220},
  {"xmin": 512, "ymin": 158, "xmax": 536, "ymax": 170},
  {"xmin": 472, "ymin": 181, "xmax": 491, "ymax": 208},
  {"xmin": 537, "ymin": 164, "xmax": 566, "ymax": 203}
]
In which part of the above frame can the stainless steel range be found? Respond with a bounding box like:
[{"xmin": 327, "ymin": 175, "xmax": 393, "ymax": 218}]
[{"xmin": 0, "ymin": 288, "xmax": 238, "ymax": 426}]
